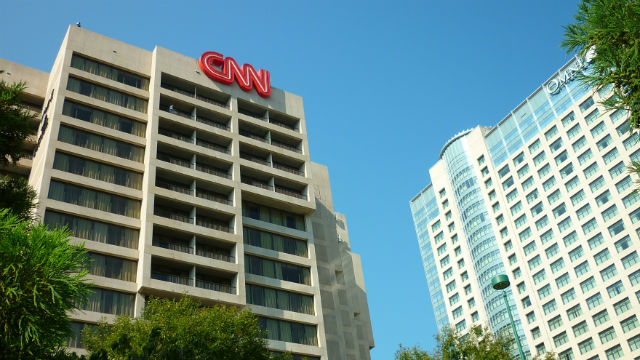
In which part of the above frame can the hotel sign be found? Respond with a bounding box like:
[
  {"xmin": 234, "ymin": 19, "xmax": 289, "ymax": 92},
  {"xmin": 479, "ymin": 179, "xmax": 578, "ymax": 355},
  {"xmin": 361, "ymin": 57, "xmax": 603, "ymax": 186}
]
[
  {"xmin": 544, "ymin": 48, "xmax": 596, "ymax": 95},
  {"xmin": 198, "ymin": 52, "xmax": 271, "ymax": 98}
]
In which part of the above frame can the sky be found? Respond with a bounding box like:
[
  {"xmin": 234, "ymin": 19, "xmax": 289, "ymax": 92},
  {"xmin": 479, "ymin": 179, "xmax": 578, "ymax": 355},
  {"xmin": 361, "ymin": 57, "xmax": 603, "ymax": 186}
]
[{"xmin": 2, "ymin": 1, "xmax": 581, "ymax": 358}]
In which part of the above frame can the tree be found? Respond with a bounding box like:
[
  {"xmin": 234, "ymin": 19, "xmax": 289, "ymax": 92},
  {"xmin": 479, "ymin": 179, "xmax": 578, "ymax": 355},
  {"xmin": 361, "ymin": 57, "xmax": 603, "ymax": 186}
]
[
  {"xmin": 83, "ymin": 296, "xmax": 290, "ymax": 360},
  {"xmin": 0, "ymin": 175, "xmax": 37, "ymax": 220},
  {"xmin": 0, "ymin": 79, "xmax": 37, "ymax": 165},
  {"xmin": 0, "ymin": 210, "xmax": 92, "ymax": 360},
  {"xmin": 562, "ymin": 0, "xmax": 640, "ymax": 124},
  {"xmin": 395, "ymin": 325, "xmax": 557, "ymax": 360}
]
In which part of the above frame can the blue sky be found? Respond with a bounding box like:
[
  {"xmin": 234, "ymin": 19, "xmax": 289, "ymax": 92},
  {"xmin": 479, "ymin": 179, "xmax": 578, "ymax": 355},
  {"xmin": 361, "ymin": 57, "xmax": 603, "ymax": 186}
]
[{"xmin": 2, "ymin": 1, "xmax": 581, "ymax": 358}]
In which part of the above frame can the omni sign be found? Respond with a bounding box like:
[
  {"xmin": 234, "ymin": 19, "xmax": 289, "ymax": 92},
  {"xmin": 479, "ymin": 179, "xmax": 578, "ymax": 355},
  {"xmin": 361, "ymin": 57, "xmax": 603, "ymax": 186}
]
[
  {"xmin": 544, "ymin": 49, "xmax": 595, "ymax": 95},
  {"xmin": 198, "ymin": 52, "xmax": 271, "ymax": 98}
]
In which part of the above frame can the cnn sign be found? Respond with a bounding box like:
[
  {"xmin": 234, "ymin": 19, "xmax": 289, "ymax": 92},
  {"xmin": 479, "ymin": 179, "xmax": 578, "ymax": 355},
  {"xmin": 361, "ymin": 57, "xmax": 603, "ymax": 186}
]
[{"xmin": 199, "ymin": 52, "xmax": 271, "ymax": 98}]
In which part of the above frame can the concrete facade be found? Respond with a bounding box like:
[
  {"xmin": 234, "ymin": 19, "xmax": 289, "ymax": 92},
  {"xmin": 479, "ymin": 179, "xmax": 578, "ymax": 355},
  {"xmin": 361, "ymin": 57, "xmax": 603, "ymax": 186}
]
[
  {"xmin": 411, "ymin": 56, "xmax": 640, "ymax": 360},
  {"xmin": 0, "ymin": 25, "xmax": 373, "ymax": 360}
]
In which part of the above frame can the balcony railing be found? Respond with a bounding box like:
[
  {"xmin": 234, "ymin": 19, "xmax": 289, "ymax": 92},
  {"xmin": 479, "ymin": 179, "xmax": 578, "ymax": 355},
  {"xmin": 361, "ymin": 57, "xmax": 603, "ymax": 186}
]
[
  {"xmin": 152, "ymin": 236, "xmax": 194, "ymax": 254},
  {"xmin": 159, "ymin": 128, "xmax": 193, "ymax": 143},
  {"xmin": 196, "ymin": 218, "xmax": 230, "ymax": 233},
  {"xmin": 273, "ymin": 163, "xmax": 304, "ymax": 176},
  {"xmin": 196, "ymin": 246, "xmax": 234, "ymax": 263},
  {"xmin": 195, "ymin": 278, "xmax": 235, "ymax": 294},
  {"xmin": 275, "ymin": 186, "xmax": 306, "ymax": 200},
  {"xmin": 240, "ymin": 152, "xmax": 270, "ymax": 166},
  {"xmin": 239, "ymin": 130, "xmax": 268, "ymax": 143},
  {"xmin": 271, "ymin": 140, "xmax": 302, "ymax": 153},
  {"xmin": 196, "ymin": 117, "xmax": 229, "ymax": 131},
  {"xmin": 156, "ymin": 180, "xmax": 193, "ymax": 195},
  {"xmin": 196, "ymin": 139, "xmax": 229, "ymax": 154},
  {"xmin": 196, "ymin": 189, "xmax": 232, "ymax": 206},
  {"xmin": 196, "ymin": 94, "xmax": 228, "ymax": 109},
  {"xmin": 195, "ymin": 163, "xmax": 231, "ymax": 179},
  {"xmin": 158, "ymin": 153, "xmax": 192, "ymax": 168},
  {"xmin": 154, "ymin": 207, "xmax": 193, "ymax": 224},
  {"xmin": 241, "ymin": 178, "xmax": 274, "ymax": 191},
  {"xmin": 269, "ymin": 120, "xmax": 297, "ymax": 131},
  {"xmin": 238, "ymin": 108, "xmax": 265, "ymax": 120},
  {"xmin": 151, "ymin": 271, "xmax": 193, "ymax": 286},
  {"xmin": 161, "ymin": 84, "xmax": 229, "ymax": 109}
]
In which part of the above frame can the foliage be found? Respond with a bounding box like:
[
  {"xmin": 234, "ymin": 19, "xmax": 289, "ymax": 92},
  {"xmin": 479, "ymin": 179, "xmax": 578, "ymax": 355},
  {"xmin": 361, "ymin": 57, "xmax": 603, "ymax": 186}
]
[
  {"xmin": 0, "ymin": 210, "xmax": 92, "ymax": 360},
  {"xmin": 0, "ymin": 175, "xmax": 37, "ymax": 220},
  {"xmin": 0, "ymin": 80, "xmax": 37, "ymax": 165},
  {"xmin": 83, "ymin": 296, "xmax": 290, "ymax": 360},
  {"xmin": 395, "ymin": 325, "xmax": 559, "ymax": 360}
]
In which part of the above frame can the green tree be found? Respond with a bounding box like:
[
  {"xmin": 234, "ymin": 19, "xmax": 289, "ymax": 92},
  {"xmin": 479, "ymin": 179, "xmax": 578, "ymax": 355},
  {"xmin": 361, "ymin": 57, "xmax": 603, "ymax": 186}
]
[
  {"xmin": 0, "ymin": 175, "xmax": 37, "ymax": 220},
  {"xmin": 395, "ymin": 325, "xmax": 557, "ymax": 360},
  {"xmin": 0, "ymin": 78, "xmax": 37, "ymax": 165},
  {"xmin": 83, "ymin": 296, "xmax": 290, "ymax": 360},
  {"xmin": 0, "ymin": 210, "xmax": 92, "ymax": 360}
]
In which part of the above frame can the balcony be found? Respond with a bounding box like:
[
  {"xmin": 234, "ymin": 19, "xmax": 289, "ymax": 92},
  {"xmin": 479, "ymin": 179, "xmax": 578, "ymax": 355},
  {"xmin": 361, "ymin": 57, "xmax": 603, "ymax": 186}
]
[
  {"xmin": 196, "ymin": 243, "xmax": 234, "ymax": 263},
  {"xmin": 195, "ymin": 276, "xmax": 234, "ymax": 294},
  {"xmin": 273, "ymin": 162, "xmax": 304, "ymax": 176},
  {"xmin": 196, "ymin": 116, "xmax": 229, "ymax": 131},
  {"xmin": 196, "ymin": 216, "xmax": 230, "ymax": 233},
  {"xmin": 196, "ymin": 138, "xmax": 229, "ymax": 154},
  {"xmin": 196, "ymin": 188, "xmax": 232, "ymax": 206},
  {"xmin": 158, "ymin": 152, "xmax": 191, "ymax": 168},
  {"xmin": 241, "ymin": 176, "xmax": 274, "ymax": 191},
  {"xmin": 154, "ymin": 205, "xmax": 193, "ymax": 224},
  {"xmin": 156, "ymin": 179, "xmax": 193, "ymax": 196},
  {"xmin": 159, "ymin": 127, "xmax": 193, "ymax": 144},
  {"xmin": 239, "ymin": 129, "xmax": 268, "ymax": 143},
  {"xmin": 161, "ymin": 76, "xmax": 229, "ymax": 109},
  {"xmin": 153, "ymin": 235, "xmax": 193, "ymax": 254},
  {"xmin": 240, "ymin": 152, "xmax": 270, "ymax": 166},
  {"xmin": 275, "ymin": 186, "xmax": 306, "ymax": 200},
  {"xmin": 195, "ymin": 162, "xmax": 231, "ymax": 179},
  {"xmin": 151, "ymin": 269, "xmax": 192, "ymax": 286},
  {"xmin": 271, "ymin": 140, "xmax": 302, "ymax": 153}
]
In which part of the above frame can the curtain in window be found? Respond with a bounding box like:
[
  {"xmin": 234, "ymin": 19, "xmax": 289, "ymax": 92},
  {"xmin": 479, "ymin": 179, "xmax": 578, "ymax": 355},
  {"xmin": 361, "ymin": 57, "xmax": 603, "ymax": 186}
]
[
  {"xmin": 279, "ymin": 321, "xmax": 292, "ymax": 343},
  {"xmin": 264, "ymin": 287, "xmax": 277, "ymax": 308},
  {"xmin": 96, "ymin": 192, "xmax": 111, "ymax": 212}
]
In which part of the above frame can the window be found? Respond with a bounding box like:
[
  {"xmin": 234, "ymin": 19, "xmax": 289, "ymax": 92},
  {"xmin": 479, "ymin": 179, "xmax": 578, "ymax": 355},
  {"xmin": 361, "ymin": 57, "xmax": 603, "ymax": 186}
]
[
  {"xmin": 58, "ymin": 125, "xmax": 145, "ymax": 162},
  {"xmin": 549, "ymin": 191, "xmax": 562, "ymax": 206},
  {"xmin": 586, "ymin": 293, "xmax": 603, "ymax": 310},
  {"xmin": 513, "ymin": 267, "xmax": 521, "ymax": 278},
  {"xmin": 440, "ymin": 255, "xmax": 450, "ymax": 267},
  {"xmin": 621, "ymin": 316, "xmax": 639, "ymax": 333},
  {"xmin": 548, "ymin": 315, "xmax": 563, "ymax": 331},
  {"xmin": 583, "ymin": 162, "xmax": 599, "ymax": 179},
  {"xmin": 498, "ymin": 165, "xmax": 510, "ymax": 178},
  {"xmin": 529, "ymin": 139, "xmax": 541, "ymax": 153},
  {"xmin": 500, "ymin": 228, "xmax": 508, "ymax": 238},
  {"xmin": 523, "ymin": 241, "xmax": 537, "ymax": 255},
  {"xmin": 580, "ymin": 97, "xmax": 595, "ymax": 112},
  {"xmin": 631, "ymin": 208, "xmax": 640, "ymax": 223},
  {"xmin": 569, "ymin": 245, "xmax": 584, "ymax": 262},
  {"xmin": 528, "ymin": 255, "xmax": 542, "ymax": 270},
  {"xmin": 517, "ymin": 164, "xmax": 530, "ymax": 178},
  {"xmin": 531, "ymin": 202, "xmax": 544, "ymax": 217},
  {"xmin": 493, "ymin": 202, "xmax": 501, "ymax": 213},
  {"xmin": 502, "ymin": 177, "xmax": 514, "ymax": 190},
  {"xmin": 590, "ymin": 176, "xmax": 606, "ymax": 193},
  {"xmin": 551, "ymin": 258, "xmax": 566, "ymax": 274},
  {"xmin": 538, "ymin": 285, "xmax": 551, "ymax": 302},
  {"xmin": 575, "ymin": 261, "xmax": 590, "ymax": 278},
  {"xmin": 63, "ymin": 100, "xmax": 146, "ymax": 136},
  {"xmin": 543, "ymin": 299, "xmax": 557, "ymax": 315},
  {"xmin": 513, "ymin": 152, "xmax": 525, "ymax": 166},
  {"xmin": 553, "ymin": 331, "xmax": 568, "ymax": 347},
  {"xmin": 594, "ymin": 249, "xmax": 611, "ymax": 265},
  {"xmin": 533, "ymin": 152, "xmax": 547, "ymax": 166},
  {"xmin": 622, "ymin": 192, "xmax": 640, "ymax": 208},
  {"xmin": 608, "ymin": 162, "xmax": 625, "ymax": 179},
  {"xmin": 79, "ymin": 288, "xmax": 135, "ymax": 316},
  {"xmin": 448, "ymin": 223, "xmax": 455, "ymax": 232},
  {"xmin": 541, "ymin": 229, "xmax": 554, "ymax": 244},
  {"xmin": 442, "ymin": 199, "xmax": 449, "ymax": 208},
  {"xmin": 44, "ymin": 211, "xmax": 139, "ymax": 249},
  {"xmin": 510, "ymin": 201, "xmax": 523, "ymax": 215},
  {"xmin": 570, "ymin": 190, "xmax": 586, "ymax": 206},
  {"xmin": 461, "ymin": 271, "xmax": 468, "ymax": 281},
  {"xmin": 630, "ymin": 270, "xmax": 640, "ymax": 286},
  {"xmin": 526, "ymin": 190, "xmax": 539, "ymax": 204},
  {"xmin": 550, "ymin": 138, "xmax": 563, "ymax": 152},
  {"xmin": 555, "ymin": 150, "xmax": 568, "ymax": 166},
  {"xmin": 517, "ymin": 282, "xmax": 526, "ymax": 294},
  {"xmin": 573, "ymin": 320, "xmax": 589, "ymax": 337},
  {"xmin": 577, "ymin": 204, "xmax": 592, "ymax": 220},
  {"xmin": 434, "ymin": 232, "xmax": 444, "ymax": 243},
  {"xmin": 522, "ymin": 296, "xmax": 532, "ymax": 308},
  {"xmin": 605, "ymin": 345, "xmax": 623, "ymax": 360},
  {"xmin": 71, "ymin": 55, "xmax": 149, "ymax": 90},
  {"xmin": 561, "ymin": 288, "xmax": 576, "ymax": 304},
  {"xmin": 582, "ymin": 218, "xmax": 598, "ymax": 235},
  {"xmin": 449, "ymin": 293, "xmax": 460, "ymax": 306},
  {"xmin": 585, "ymin": 108, "xmax": 601, "ymax": 125},
  {"xmin": 531, "ymin": 327, "xmax": 541, "ymax": 339},
  {"xmin": 624, "ymin": 132, "xmax": 640, "ymax": 150},
  {"xmin": 602, "ymin": 147, "xmax": 619, "ymax": 164},
  {"xmin": 565, "ymin": 176, "xmax": 579, "ymax": 192},
  {"xmin": 610, "ymin": 108, "xmax": 628, "ymax": 123},
  {"xmin": 527, "ymin": 312, "xmax": 536, "ymax": 324},
  {"xmin": 454, "ymin": 246, "xmax": 461, "ymax": 257},
  {"xmin": 599, "ymin": 327, "xmax": 617, "ymax": 344},
  {"xmin": 49, "ymin": 181, "xmax": 141, "ymax": 218},
  {"xmin": 543, "ymin": 176, "xmax": 556, "ymax": 191},
  {"xmin": 579, "ymin": 338, "xmax": 595, "ymax": 355},
  {"xmin": 601, "ymin": 205, "xmax": 619, "ymax": 223},
  {"xmin": 567, "ymin": 123, "xmax": 582, "ymax": 139},
  {"xmin": 558, "ymin": 217, "xmax": 573, "ymax": 233},
  {"xmin": 593, "ymin": 309, "xmax": 610, "ymax": 326},
  {"xmin": 472, "ymin": 312, "xmax": 479, "ymax": 322},
  {"xmin": 622, "ymin": 251, "xmax": 639, "ymax": 269},
  {"xmin": 573, "ymin": 136, "xmax": 587, "ymax": 152},
  {"xmin": 596, "ymin": 190, "xmax": 612, "ymax": 206},
  {"xmin": 522, "ymin": 176, "xmax": 534, "ymax": 190},
  {"xmin": 488, "ymin": 190, "xmax": 496, "ymax": 201},
  {"xmin": 615, "ymin": 236, "xmax": 632, "ymax": 253},
  {"xmin": 592, "ymin": 121, "xmax": 607, "ymax": 139},
  {"xmin": 519, "ymin": 228, "xmax": 531, "ymax": 242},
  {"xmin": 556, "ymin": 273, "xmax": 570, "ymax": 288},
  {"xmin": 630, "ymin": 334, "xmax": 640, "ymax": 351},
  {"xmin": 446, "ymin": 280, "xmax": 456, "ymax": 293},
  {"xmin": 506, "ymin": 189, "xmax": 519, "ymax": 203},
  {"xmin": 455, "ymin": 320, "xmax": 466, "ymax": 332},
  {"xmin": 67, "ymin": 77, "xmax": 148, "ymax": 113},
  {"xmin": 567, "ymin": 304, "xmax": 583, "ymax": 320},
  {"xmin": 545, "ymin": 243, "xmax": 559, "ymax": 258},
  {"xmin": 608, "ymin": 220, "xmax": 625, "ymax": 237},
  {"xmin": 563, "ymin": 231, "xmax": 578, "ymax": 247},
  {"xmin": 538, "ymin": 164, "xmax": 551, "ymax": 178},
  {"xmin": 467, "ymin": 297, "xmax": 474, "ymax": 306},
  {"xmin": 478, "ymin": 155, "xmax": 485, "ymax": 165},
  {"xmin": 580, "ymin": 276, "xmax": 596, "ymax": 294},
  {"xmin": 606, "ymin": 281, "xmax": 624, "ymax": 298},
  {"xmin": 614, "ymin": 298, "xmax": 631, "ymax": 316},
  {"xmin": 560, "ymin": 163, "xmax": 574, "ymax": 178},
  {"xmin": 443, "ymin": 268, "xmax": 453, "ymax": 281},
  {"xmin": 588, "ymin": 233, "xmax": 604, "ymax": 250},
  {"xmin": 245, "ymin": 255, "xmax": 311, "ymax": 285},
  {"xmin": 257, "ymin": 317, "xmax": 317, "ymax": 345},
  {"xmin": 246, "ymin": 284, "xmax": 314, "ymax": 314},
  {"xmin": 533, "ymin": 269, "xmax": 547, "ymax": 285},
  {"xmin": 577, "ymin": 149, "xmax": 593, "ymax": 165}
]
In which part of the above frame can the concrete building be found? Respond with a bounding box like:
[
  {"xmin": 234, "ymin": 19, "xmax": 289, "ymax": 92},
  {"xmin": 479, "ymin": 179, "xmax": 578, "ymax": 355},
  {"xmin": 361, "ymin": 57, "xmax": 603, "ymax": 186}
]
[
  {"xmin": 0, "ymin": 25, "xmax": 373, "ymax": 360},
  {"xmin": 410, "ymin": 56, "xmax": 640, "ymax": 360}
]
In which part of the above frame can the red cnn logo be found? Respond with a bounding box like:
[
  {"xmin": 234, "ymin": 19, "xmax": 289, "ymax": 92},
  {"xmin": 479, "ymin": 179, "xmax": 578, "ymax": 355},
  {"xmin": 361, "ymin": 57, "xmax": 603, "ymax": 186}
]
[{"xmin": 198, "ymin": 52, "xmax": 271, "ymax": 98}]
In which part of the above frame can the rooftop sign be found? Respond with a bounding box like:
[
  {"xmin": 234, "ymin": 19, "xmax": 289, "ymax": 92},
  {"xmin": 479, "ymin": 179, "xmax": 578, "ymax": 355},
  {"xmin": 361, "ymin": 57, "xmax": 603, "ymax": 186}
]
[
  {"xmin": 198, "ymin": 52, "xmax": 271, "ymax": 98},
  {"xmin": 544, "ymin": 47, "xmax": 596, "ymax": 95}
]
